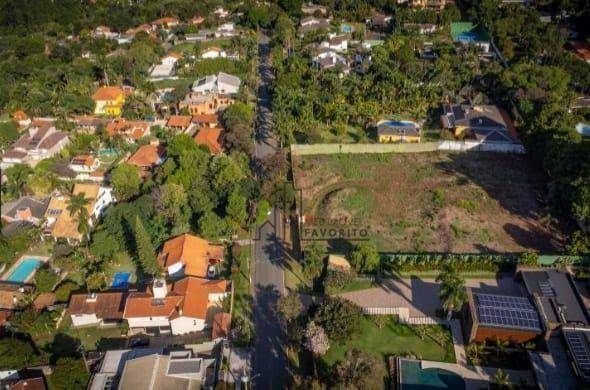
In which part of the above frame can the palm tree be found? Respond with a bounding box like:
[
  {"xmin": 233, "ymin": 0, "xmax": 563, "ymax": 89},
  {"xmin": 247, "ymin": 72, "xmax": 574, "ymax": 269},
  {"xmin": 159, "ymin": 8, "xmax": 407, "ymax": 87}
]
[
  {"xmin": 466, "ymin": 343, "xmax": 486, "ymax": 365},
  {"xmin": 494, "ymin": 369, "xmax": 511, "ymax": 389},
  {"xmin": 436, "ymin": 263, "xmax": 467, "ymax": 321},
  {"xmin": 67, "ymin": 193, "xmax": 90, "ymax": 242},
  {"xmin": 494, "ymin": 338, "xmax": 508, "ymax": 360}
]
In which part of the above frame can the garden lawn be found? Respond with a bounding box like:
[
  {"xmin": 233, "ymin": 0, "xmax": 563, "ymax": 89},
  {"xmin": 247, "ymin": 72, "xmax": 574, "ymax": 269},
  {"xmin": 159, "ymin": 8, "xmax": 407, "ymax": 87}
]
[
  {"xmin": 59, "ymin": 316, "xmax": 125, "ymax": 351},
  {"xmin": 322, "ymin": 316, "xmax": 455, "ymax": 366},
  {"xmin": 0, "ymin": 120, "xmax": 19, "ymax": 148},
  {"xmin": 232, "ymin": 245, "xmax": 252, "ymax": 321}
]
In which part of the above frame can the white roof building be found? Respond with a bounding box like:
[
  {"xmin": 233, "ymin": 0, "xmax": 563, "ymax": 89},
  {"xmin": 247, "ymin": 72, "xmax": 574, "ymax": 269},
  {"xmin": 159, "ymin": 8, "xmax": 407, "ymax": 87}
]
[{"xmin": 191, "ymin": 72, "xmax": 241, "ymax": 95}]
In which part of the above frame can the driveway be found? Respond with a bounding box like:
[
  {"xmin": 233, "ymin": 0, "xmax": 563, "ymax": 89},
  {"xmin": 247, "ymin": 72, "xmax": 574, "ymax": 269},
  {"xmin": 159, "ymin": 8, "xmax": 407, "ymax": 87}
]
[
  {"xmin": 339, "ymin": 276, "xmax": 525, "ymax": 317},
  {"xmin": 251, "ymin": 30, "xmax": 288, "ymax": 389}
]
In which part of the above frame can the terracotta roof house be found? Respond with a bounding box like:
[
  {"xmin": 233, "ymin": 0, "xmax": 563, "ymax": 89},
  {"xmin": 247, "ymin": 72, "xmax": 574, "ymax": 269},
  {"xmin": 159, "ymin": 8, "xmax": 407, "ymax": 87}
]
[
  {"xmin": 0, "ymin": 120, "xmax": 69, "ymax": 169},
  {"xmin": 68, "ymin": 291, "xmax": 128, "ymax": 327},
  {"xmin": 158, "ymin": 233, "xmax": 224, "ymax": 278},
  {"xmin": 70, "ymin": 115, "xmax": 105, "ymax": 134},
  {"xmin": 43, "ymin": 184, "xmax": 114, "ymax": 244},
  {"xmin": 193, "ymin": 127, "xmax": 224, "ymax": 154},
  {"xmin": 117, "ymin": 349, "xmax": 215, "ymax": 389},
  {"xmin": 105, "ymin": 119, "xmax": 150, "ymax": 142},
  {"xmin": 192, "ymin": 114, "xmax": 220, "ymax": 128},
  {"xmin": 2, "ymin": 370, "xmax": 48, "ymax": 390},
  {"xmin": 1, "ymin": 197, "xmax": 49, "ymax": 226},
  {"xmin": 127, "ymin": 144, "xmax": 166, "ymax": 177},
  {"xmin": 179, "ymin": 93, "xmax": 235, "ymax": 115},
  {"xmin": 92, "ymin": 86, "xmax": 125, "ymax": 116},
  {"xmin": 12, "ymin": 110, "xmax": 31, "ymax": 127},
  {"xmin": 211, "ymin": 312, "xmax": 231, "ymax": 340},
  {"xmin": 68, "ymin": 155, "xmax": 100, "ymax": 176},
  {"xmin": 125, "ymin": 24, "xmax": 153, "ymax": 36},
  {"xmin": 201, "ymin": 46, "xmax": 226, "ymax": 59},
  {"xmin": 191, "ymin": 16, "xmax": 205, "ymax": 25},
  {"xmin": 166, "ymin": 115, "xmax": 193, "ymax": 133},
  {"xmin": 124, "ymin": 278, "xmax": 228, "ymax": 335},
  {"xmin": 569, "ymin": 40, "xmax": 590, "ymax": 63},
  {"xmin": 33, "ymin": 293, "xmax": 56, "ymax": 312},
  {"xmin": 151, "ymin": 17, "xmax": 179, "ymax": 28}
]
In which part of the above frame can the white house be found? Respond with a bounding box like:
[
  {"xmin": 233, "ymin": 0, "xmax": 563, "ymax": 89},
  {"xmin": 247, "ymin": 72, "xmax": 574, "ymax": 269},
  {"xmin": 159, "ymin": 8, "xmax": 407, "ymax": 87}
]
[
  {"xmin": 191, "ymin": 72, "xmax": 241, "ymax": 95},
  {"xmin": 68, "ymin": 155, "xmax": 100, "ymax": 174},
  {"xmin": 214, "ymin": 7, "xmax": 229, "ymax": 18},
  {"xmin": 0, "ymin": 119, "xmax": 69, "ymax": 169},
  {"xmin": 123, "ymin": 278, "xmax": 228, "ymax": 335},
  {"xmin": 201, "ymin": 47, "xmax": 226, "ymax": 59},
  {"xmin": 68, "ymin": 291, "xmax": 128, "ymax": 328},
  {"xmin": 320, "ymin": 34, "xmax": 348, "ymax": 52},
  {"xmin": 215, "ymin": 22, "xmax": 237, "ymax": 38},
  {"xmin": 161, "ymin": 52, "xmax": 182, "ymax": 66},
  {"xmin": 312, "ymin": 49, "xmax": 349, "ymax": 72}
]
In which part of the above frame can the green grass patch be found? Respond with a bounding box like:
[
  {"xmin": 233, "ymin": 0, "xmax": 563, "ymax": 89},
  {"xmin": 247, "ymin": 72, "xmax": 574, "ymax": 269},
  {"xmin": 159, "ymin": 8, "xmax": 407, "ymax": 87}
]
[
  {"xmin": 232, "ymin": 245, "xmax": 252, "ymax": 321},
  {"xmin": 0, "ymin": 120, "xmax": 19, "ymax": 148},
  {"xmin": 322, "ymin": 316, "xmax": 455, "ymax": 366},
  {"xmin": 59, "ymin": 316, "xmax": 125, "ymax": 351},
  {"xmin": 327, "ymin": 278, "xmax": 375, "ymax": 294}
]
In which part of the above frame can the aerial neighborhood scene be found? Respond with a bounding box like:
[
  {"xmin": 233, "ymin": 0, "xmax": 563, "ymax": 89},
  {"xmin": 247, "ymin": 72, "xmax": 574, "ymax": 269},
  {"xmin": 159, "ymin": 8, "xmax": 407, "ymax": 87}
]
[{"xmin": 0, "ymin": 0, "xmax": 590, "ymax": 389}]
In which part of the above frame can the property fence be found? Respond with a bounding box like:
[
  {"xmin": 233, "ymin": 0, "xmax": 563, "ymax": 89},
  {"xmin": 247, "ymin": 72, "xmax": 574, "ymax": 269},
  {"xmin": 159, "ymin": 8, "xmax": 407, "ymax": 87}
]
[
  {"xmin": 291, "ymin": 140, "xmax": 525, "ymax": 156},
  {"xmin": 362, "ymin": 306, "xmax": 443, "ymax": 325}
]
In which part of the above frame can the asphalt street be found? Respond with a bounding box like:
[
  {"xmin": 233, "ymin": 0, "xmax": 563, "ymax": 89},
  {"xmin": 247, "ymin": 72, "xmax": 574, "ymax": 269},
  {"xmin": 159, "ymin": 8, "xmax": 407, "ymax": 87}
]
[{"xmin": 251, "ymin": 30, "xmax": 288, "ymax": 389}]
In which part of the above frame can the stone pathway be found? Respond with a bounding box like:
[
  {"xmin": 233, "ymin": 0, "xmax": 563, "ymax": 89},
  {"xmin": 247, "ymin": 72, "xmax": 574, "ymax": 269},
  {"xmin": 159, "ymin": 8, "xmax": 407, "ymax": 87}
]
[{"xmin": 450, "ymin": 319, "xmax": 467, "ymax": 366}]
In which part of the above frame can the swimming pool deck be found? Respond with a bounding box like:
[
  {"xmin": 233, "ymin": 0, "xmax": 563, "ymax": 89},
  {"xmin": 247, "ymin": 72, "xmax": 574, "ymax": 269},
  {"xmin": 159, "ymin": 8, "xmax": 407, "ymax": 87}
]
[
  {"xmin": 420, "ymin": 360, "xmax": 535, "ymax": 389},
  {"xmin": 1, "ymin": 255, "xmax": 50, "ymax": 284}
]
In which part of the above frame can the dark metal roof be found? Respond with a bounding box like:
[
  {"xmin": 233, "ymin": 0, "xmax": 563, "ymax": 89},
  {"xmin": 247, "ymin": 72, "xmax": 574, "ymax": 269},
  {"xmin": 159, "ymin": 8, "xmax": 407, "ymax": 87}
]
[{"xmin": 522, "ymin": 269, "xmax": 589, "ymax": 326}]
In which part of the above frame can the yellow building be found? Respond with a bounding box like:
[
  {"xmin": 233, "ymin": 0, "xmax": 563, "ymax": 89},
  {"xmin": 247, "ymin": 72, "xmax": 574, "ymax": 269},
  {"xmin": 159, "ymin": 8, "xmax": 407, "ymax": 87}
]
[
  {"xmin": 376, "ymin": 120, "xmax": 421, "ymax": 143},
  {"xmin": 92, "ymin": 86, "xmax": 125, "ymax": 116}
]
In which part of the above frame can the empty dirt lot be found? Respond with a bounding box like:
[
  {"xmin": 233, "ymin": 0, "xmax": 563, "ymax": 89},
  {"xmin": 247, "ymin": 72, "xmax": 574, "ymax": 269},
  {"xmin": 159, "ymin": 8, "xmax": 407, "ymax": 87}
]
[{"xmin": 292, "ymin": 151, "xmax": 564, "ymax": 253}]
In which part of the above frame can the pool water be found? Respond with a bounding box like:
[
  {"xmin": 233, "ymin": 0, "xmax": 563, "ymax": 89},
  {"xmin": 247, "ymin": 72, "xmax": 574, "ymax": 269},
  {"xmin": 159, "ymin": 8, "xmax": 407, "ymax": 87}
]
[
  {"xmin": 112, "ymin": 272, "xmax": 131, "ymax": 288},
  {"xmin": 6, "ymin": 258, "xmax": 43, "ymax": 283},
  {"xmin": 382, "ymin": 120, "xmax": 417, "ymax": 127},
  {"xmin": 399, "ymin": 360, "xmax": 465, "ymax": 390},
  {"xmin": 575, "ymin": 123, "xmax": 590, "ymax": 137}
]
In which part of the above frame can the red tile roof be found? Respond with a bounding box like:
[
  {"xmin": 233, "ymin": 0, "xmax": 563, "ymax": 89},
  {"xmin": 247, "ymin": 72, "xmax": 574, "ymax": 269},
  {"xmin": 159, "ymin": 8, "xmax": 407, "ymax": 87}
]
[
  {"xmin": 68, "ymin": 292, "xmax": 128, "ymax": 320},
  {"xmin": 127, "ymin": 145, "xmax": 166, "ymax": 168},
  {"xmin": 212, "ymin": 312, "xmax": 231, "ymax": 339},
  {"xmin": 92, "ymin": 86, "xmax": 124, "ymax": 101},
  {"xmin": 123, "ymin": 291, "xmax": 183, "ymax": 319},
  {"xmin": 166, "ymin": 115, "xmax": 192, "ymax": 129},
  {"xmin": 193, "ymin": 127, "xmax": 224, "ymax": 154},
  {"xmin": 172, "ymin": 277, "xmax": 227, "ymax": 319},
  {"xmin": 158, "ymin": 233, "xmax": 224, "ymax": 278}
]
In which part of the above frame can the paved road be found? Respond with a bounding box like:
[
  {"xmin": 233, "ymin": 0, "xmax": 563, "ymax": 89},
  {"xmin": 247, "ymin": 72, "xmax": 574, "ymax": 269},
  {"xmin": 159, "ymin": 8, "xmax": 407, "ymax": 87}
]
[{"xmin": 251, "ymin": 30, "xmax": 288, "ymax": 389}]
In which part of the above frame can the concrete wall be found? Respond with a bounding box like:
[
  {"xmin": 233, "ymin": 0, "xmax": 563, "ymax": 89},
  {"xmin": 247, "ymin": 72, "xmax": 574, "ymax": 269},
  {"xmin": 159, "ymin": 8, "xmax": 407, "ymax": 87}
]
[{"xmin": 291, "ymin": 141, "xmax": 525, "ymax": 156}]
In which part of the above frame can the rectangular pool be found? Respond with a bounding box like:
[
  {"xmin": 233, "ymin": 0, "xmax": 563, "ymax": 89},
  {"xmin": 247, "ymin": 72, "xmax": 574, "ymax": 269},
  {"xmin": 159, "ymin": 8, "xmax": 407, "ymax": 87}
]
[{"xmin": 6, "ymin": 258, "xmax": 43, "ymax": 283}]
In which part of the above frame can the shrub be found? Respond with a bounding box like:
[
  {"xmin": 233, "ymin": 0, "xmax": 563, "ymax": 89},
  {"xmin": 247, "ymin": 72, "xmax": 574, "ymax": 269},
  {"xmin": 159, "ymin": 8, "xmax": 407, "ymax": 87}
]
[
  {"xmin": 54, "ymin": 281, "xmax": 79, "ymax": 302},
  {"xmin": 323, "ymin": 270, "xmax": 354, "ymax": 293},
  {"xmin": 313, "ymin": 296, "xmax": 363, "ymax": 342},
  {"xmin": 34, "ymin": 266, "xmax": 59, "ymax": 293}
]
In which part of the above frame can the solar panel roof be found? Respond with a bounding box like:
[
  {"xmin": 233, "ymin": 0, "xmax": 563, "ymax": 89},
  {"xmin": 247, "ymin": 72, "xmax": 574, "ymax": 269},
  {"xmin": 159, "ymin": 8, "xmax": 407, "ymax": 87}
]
[
  {"xmin": 563, "ymin": 328, "xmax": 590, "ymax": 382},
  {"xmin": 474, "ymin": 293, "xmax": 542, "ymax": 332}
]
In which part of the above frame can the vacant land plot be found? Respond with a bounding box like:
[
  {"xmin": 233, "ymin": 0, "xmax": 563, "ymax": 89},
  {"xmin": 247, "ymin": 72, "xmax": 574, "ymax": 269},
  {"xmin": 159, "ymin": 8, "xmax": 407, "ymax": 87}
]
[{"xmin": 293, "ymin": 152, "xmax": 564, "ymax": 253}]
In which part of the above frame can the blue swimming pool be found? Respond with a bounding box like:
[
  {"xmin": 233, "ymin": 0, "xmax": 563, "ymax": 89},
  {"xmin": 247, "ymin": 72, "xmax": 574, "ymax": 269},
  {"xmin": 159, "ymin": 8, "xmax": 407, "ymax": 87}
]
[
  {"xmin": 575, "ymin": 123, "xmax": 590, "ymax": 137},
  {"xmin": 382, "ymin": 120, "xmax": 417, "ymax": 127},
  {"xmin": 6, "ymin": 258, "xmax": 43, "ymax": 283},
  {"xmin": 112, "ymin": 272, "xmax": 131, "ymax": 288}
]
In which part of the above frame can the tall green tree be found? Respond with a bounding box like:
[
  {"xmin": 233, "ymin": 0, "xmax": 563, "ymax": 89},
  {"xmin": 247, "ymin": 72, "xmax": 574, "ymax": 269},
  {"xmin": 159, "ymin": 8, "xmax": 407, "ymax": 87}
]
[
  {"xmin": 436, "ymin": 263, "xmax": 467, "ymax": 320},
  {"xmin": 303, "ymin": 243, "xmax": 326, "ymax": 280},
  {"xmin": 110, "ymin": 163, "xmax": 142, "ymax": 201},
  {"xmin": 133, "ymin": 215, "xmax": 161, "ymax": 277},
  {"xmin": 349, "ymin": 242, "xmax": 380, "ymax": 273},
  {"xmin": 67, "ymin": 193, "xmax": 90, "ymax": 241},
  {"xmin": 4, "ymin": 164, "xmax": 32, "ymax": 197}
]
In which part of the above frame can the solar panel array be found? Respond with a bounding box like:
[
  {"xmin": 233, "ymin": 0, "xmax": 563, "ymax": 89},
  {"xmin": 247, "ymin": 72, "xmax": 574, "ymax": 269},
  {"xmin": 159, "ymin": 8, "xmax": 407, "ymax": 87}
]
[
  {"xmin": 564, "ymin": 330, "xmax": 590, "ymax": 381},
  {"xmin": 538, "ymin": 281, "xmax": 556, "ymax": 297},
  {"xmin": 474, "ymin": 293, "xmax": 542, "ymax": 332}
]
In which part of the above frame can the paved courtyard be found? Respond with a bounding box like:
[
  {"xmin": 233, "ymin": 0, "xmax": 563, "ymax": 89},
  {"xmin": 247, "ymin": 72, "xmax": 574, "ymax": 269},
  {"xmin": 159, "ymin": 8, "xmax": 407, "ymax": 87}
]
[{"xmin": 338, "ymin": 276, "xmax": 525, "ymax": 317}]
